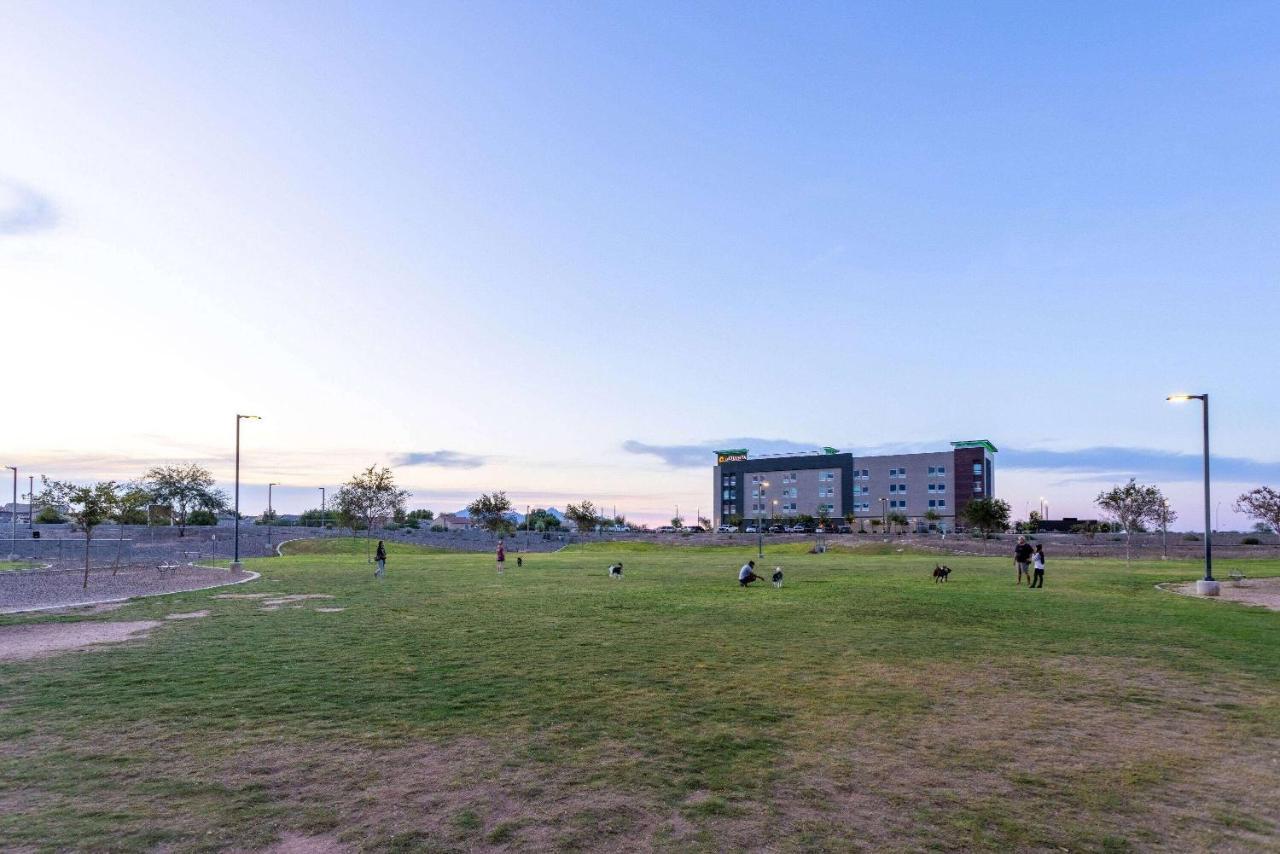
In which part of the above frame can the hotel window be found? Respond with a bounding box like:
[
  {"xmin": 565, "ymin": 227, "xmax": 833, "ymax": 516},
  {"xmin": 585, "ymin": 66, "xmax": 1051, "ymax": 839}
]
[
  {"xmin": 973, "ymin": 483, "xmax": 983, "ymax": 493},
  {"xmin": 937, "ymin": 485, "xmax": 945, "ymax": 493},
  {"xmin": 928, "ymin": 499, "xmax": 937, "ymax": 508},
  {"xmin": 888, "ymin": 468, "xmax": 897, "ymax": 477},
  {"xmin": 973, "ymin": 463, "xmax": 983, "ymax": 475},
  {"xmin": 937, "ymin": 466, "xmax": 945, "ymax": 476},
  {"xmin": 927, "ymin": 466, "xmax": 936, "ymax": 475},
  {"xmin": 938, "ymin": 499, "xmax": 946, "ymax": 507}
]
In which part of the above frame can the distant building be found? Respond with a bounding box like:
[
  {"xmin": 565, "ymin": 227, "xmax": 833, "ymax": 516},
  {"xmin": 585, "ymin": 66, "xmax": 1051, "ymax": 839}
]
[
  {"xmin": 713, "ymin": 440, "xmax": 997, "ymax": 530},
  {"xmin": 1037, "ymin": 516, "xmax": 1099, "ymax": 533}
]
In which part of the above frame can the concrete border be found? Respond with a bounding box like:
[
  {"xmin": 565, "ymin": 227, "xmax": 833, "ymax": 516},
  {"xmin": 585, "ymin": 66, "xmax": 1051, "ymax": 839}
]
[{"xmin": 1, "ymin": 568, "xmax": 262, "ymax": 616}]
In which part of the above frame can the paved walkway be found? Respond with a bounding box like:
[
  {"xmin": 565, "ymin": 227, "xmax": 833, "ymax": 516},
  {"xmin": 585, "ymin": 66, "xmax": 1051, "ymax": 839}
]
[{"xmin": 0, "ymin": 565, "xmax": 256, "ymax": 614}]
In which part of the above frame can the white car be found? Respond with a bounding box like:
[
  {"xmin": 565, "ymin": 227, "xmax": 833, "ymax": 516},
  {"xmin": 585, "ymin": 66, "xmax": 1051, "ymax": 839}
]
[
  {"xmin": 716, "ymin": 525, "xmax": 739, "ymax": 533},
  {"xmin": 656, "ymin": 525, "xmax": 676, "ymax": 533},
  {"xmin": 744, "ymin": 525, "xmax": 758, "ymax": 533}
]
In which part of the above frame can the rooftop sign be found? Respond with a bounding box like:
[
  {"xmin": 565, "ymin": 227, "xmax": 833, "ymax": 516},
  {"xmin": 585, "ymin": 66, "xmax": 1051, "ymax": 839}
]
[
  {"xmin": 715, "ymin": 448, "xmax": 749, "ymax": 464},
  {"xmin": 951, "ymin": 439, "xmax": 999, "ymax": 454}
]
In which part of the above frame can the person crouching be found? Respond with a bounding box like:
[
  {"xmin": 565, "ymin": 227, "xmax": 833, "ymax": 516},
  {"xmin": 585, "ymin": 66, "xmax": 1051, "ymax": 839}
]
[{"xmin": 739, "ymin": 560, "xmax": 764, "ymax": 587}]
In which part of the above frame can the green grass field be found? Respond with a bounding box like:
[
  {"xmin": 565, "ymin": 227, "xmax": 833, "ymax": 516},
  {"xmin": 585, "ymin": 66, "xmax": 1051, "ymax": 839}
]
[{"xmin": 1, "ymin": 539, "xmax": 1276, "ymax": 852}]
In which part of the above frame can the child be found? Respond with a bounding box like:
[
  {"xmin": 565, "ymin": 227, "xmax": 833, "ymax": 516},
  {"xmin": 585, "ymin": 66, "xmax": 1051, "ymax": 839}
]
[
  {"xmin": 496, "ymin": 540, "xmax": 506, "ymax": 575},
  {"xmin": 374, "ymin": 540, "xmax": 386, "ymax": 579},
  {"xmin": 1031, "ymin": 544, "xmax": 1045, "ymax": 588}
]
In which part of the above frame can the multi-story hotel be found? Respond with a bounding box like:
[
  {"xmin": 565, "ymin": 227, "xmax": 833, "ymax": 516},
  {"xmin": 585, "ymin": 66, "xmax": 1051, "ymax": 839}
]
[{"xmin": 712, "ymin": 440, "xmax": 996, "ymax": 530}]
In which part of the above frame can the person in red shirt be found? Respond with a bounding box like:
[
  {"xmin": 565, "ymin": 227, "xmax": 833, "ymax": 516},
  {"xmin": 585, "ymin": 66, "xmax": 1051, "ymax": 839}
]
[{"xmin": 496, "ymin": 540, "xmax": 506, "ymax": 575}]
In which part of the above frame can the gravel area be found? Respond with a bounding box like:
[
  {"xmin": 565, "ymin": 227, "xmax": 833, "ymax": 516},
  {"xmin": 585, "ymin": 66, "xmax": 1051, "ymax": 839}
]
[
  {"xmin": 1166, "ymin": 576, "xmax": 1280, "ymax": 611},
  {"xmin": 0, "ymin": 565, "xmax": 256, "ymax": 614}
]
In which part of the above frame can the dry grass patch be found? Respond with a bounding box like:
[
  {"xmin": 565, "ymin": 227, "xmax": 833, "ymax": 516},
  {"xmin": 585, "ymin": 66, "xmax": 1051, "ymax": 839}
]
[{"xmin": 0, "ymin": 620, "xmax": 161, "ymax": 662}]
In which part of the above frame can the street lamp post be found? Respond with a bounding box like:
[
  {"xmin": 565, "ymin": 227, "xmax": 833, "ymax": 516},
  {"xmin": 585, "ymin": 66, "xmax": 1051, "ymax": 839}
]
[
  {"xmin": 1168, "ymin": 393, "xmax": 1215, "ymax": 595},
  {"xmin": 879, "ymin": 497, "xmax": 887, "ymax": 536},
  {"xmin": 319, "ymin": 487, "xmax": 326, "ymax": 531},
  {"xmin": 4, "ymin": 466, "xmax": 15, "ymax": 559},
  {"xmin": 757, "ymin": 481, "xmax": 769, "ymax": 558},
  {"xmin": 267, "ymin": 483, "xmax": 278, "ymax": 551},
  {"xmin": 27, "ymin": 475, "xmax": 34, "ymax": 529},
  {"xmin": 233, "ymin": 414, "xmax": 261, "ymax": 570}
]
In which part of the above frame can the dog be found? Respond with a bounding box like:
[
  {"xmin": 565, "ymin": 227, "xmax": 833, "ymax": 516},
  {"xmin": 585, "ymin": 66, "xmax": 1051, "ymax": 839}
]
[
  {"xmin": 608, "ymin": 562, "xmax": 623, "ymax": 579},
  {"xmin": 933, "ymin": 564, "xmax": 952, "ymax": 583},
  {"xmin": 772, "ymin": 567, "xmax": 784, "ymax": 588},
  {"xmin": 516, "ymin": 556, "xmax": 523, "ymax": 568}
]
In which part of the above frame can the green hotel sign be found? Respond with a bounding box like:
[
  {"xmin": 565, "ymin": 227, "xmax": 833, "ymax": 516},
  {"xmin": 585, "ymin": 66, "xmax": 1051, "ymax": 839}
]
[{"xmin": 715, "ymin": 448, "xmax": 749, "ymax": 464}]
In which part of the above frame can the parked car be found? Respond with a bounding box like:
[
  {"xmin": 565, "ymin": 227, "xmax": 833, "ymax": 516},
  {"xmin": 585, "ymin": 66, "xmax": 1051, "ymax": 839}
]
[
  {"xmin": 789, "ymin": 524, "xmax": 807, "ymax": 533},
  {"xmin": 835, "ymin": 524, "xmax": 853, "ymax": 534},
  {"xmin": 685, "ymin": 525, "xmax": 706, "ymax": 533},
  {"xmin": 744, "ymin": 525, "xmax": 758, "ymax": 533},
  {"xmin": 769, "ymin": 524, "xmax": 785, "ymax": 533},
  {"xmin": 656, "ymin": 525, "xmax": 676, "ymax": 533},
  {"xmin": 716, "ymin": 525, "xmax": 740, "ymax": 533},
  {"xmin": 609, "ymin": 525, "xmax": 629, "ymax": 532}
]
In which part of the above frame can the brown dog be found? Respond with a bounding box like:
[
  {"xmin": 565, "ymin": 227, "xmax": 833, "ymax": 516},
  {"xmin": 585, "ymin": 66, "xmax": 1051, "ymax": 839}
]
[{"xmin": 933, "ymin": 565, "xmax": 952, "ymax": 583}]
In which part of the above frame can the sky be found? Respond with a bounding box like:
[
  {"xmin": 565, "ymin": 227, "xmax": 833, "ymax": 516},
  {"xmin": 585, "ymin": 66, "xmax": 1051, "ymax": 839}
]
[{"xmin": 2, "ymin": 1, "xmax": 1278, "ymax": 528}]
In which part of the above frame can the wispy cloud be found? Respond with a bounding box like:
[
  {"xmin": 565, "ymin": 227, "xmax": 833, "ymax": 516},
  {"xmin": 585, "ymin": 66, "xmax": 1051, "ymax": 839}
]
[
  {"xmin": 1002, "ymin": 446, "xmax": 1280, "ymax": 483},
  {"xmin": 0, "ymin": 179, "xmax": 58, "ymax": 236},
  {"xmin": 393, "ymin": 450, "xmax": 487, "ymax": 469},
  {"xmin": 623, "ymin": 438, "xmax": 840, "ymax": 468}
]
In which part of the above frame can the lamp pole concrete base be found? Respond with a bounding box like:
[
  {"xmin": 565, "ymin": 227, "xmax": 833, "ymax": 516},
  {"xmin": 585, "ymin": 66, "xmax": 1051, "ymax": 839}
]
[
  {"xmin": 1196, "ymin": 579, "xmax": 1220, "ymax": 597},
  {"xmin": 229, "ymin": 561, "xmax": 243, "ymax": 573}
]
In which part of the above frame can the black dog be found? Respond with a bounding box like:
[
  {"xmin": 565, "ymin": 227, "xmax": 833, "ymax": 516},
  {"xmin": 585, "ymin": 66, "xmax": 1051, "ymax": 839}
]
[
  {"xmin": 517, "ymin": 556, "xmax": 523, "ymax": 568},
  {"xmin": 932, "ymin": 564, "xmax": 952, "ymax": 583}
]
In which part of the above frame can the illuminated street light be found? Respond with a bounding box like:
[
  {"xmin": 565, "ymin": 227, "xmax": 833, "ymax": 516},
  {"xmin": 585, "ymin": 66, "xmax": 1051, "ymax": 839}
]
[{"xmin": 1167, "ymin": 393, "xmax": 1215, "ymax": 595}]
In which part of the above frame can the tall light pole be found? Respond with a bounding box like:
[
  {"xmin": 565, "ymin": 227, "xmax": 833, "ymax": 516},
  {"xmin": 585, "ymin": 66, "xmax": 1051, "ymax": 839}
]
[
  {"xmin": 233, "ymin": 414, "xmax": 261, "ymax": 569},
  {"xmin": 4, "ymin": 466, "xmax": 15, "ymax": 559},
  {"xmin": 319, "ymin": 487, "xmax": 326, "ymax": 531},
  {"xmin": 267, "ymin": 483, "xmax": 278, "ymax": 550},
  {"xmin": 1168, "ymin": 394, "xmax": 1215, "ymax": 594},
  {"xmin": 27, "ymin": 475, "xmax": 34, "ymax": 529},
  {"xmin": 757, "ymin": 481, "xmax": 769, "ymax": 558}
]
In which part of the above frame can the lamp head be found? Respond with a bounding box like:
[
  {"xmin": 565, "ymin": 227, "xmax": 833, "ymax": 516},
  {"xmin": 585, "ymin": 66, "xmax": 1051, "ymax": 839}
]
[
  {"xmin": 1166, "ymin": 394, "xmax": 1205, "ymax": 402},
  {"xmin": 238, "ymin": 414, "xmax": 262, "ymax": 420}
]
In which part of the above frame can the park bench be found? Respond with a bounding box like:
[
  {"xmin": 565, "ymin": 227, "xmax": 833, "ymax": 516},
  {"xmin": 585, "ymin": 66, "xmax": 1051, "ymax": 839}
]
[
  {"xmin": 1227, "ymin": 569, "xmax": 1247, "ymax": 585},
  {"xmin": 156, "ymin": 562, "xmax": 181, "ymax": 575}
]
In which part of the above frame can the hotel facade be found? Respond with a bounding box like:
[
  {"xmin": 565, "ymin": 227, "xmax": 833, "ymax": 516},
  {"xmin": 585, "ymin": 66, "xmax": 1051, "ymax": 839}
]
[{"xmin": 712, "ymin": 440, "xmax": 997, "ymax": 530}]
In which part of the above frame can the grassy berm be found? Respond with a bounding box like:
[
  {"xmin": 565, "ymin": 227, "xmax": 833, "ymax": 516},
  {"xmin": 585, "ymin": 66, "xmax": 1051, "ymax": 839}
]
[{"xmin": 0, "ymin": 538, "xmax": 1276, "ymax": 852}]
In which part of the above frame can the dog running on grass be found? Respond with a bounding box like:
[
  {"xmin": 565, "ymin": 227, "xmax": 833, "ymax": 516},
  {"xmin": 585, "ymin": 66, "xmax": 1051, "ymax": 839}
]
[
  {"xmin": 772, "ymin": 567, "xmax": 784, "ymax": 588},
  {"xmin": 933, "ymin": 564, "xmax": 952, "ymax": 583},
  {"xmin": 608, "ymin": 562, "xmax": 623, "ymax": 579}
]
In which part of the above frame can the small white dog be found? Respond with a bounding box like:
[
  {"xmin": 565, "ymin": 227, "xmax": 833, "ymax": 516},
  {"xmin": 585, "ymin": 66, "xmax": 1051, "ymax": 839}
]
[
  {"xmin": 772, "ymin": 566, "xmax": 784, "ymax": 588},
  {"xmin": 608, "ymin": 562, "xmax": 623, "ymax": 579}
]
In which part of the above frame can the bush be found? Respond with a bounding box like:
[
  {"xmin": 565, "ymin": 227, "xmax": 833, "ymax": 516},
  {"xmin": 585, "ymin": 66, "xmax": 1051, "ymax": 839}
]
[
  {"xmin": 187, "ymin": 509, "xmax": 218, "ymax": 526},
  {"xmin": 430, "ymin": 524, "xmax": 446, "ymax": 532},
  {"xmin": 1183, "ymin": 533, "xmax": 1201, "ymax": 541},
  {"xmin": 1241, "ymin": 537, "xmax": 1261, "ymax": 545},
  {"xmin": 35, "ymin": 506, "xmax": 66, "ymax": 524},
  {"xmin": 384, "ymin": 522, "xmax": 401, "ymax": 531}
]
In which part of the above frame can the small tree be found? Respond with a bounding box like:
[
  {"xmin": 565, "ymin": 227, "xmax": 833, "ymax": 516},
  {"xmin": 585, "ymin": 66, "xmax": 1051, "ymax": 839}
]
[
  {"xmin": 565, "ymin": 500, "xmax": 600, "ymax": 533},
  {"xmin": 670, "ymin": 516, "xmax": 684, "ymax": 530},
  {"xmin": 40, "ymin": 478, "xmax": 118, "ymax": 589},
  {"xmin": 1026, "ymin": 511, "xmax": 1042, "ymax": 533},
  {"xmin": 144, "ymin": 463, "xmax": 228, "ymax": 537},
  {"xmin": 35, "ymin": 505, "xmax": 66, "ymax": 524},
  {"xmin": 887, "ymin": 511, "xmax": 908, "ymax": 534},
  {"xmin": 335, "ymin": 466, "xmax": 412, "ymax": 559},
  {"xmin": 961, "ymin": 498, "xmax": 1011, "ymax": 551},
  {"xmin": 923, "ymin": 509, "xmax": 941, "ymax": 531},
  {"xmin": 407, "ymin": 509, "xmax": 435, "ymax": 523},
  {"xmin": 110, "ymin": 484, "xmax": 151, "ymax": 573},
  {"xmin": 1094, "ymin": 479, "xmax": 1163, "ymax": 564},
  {"xmin": 697, "ymin": 514, "xmax": 711, "ymax": 530},
  {"xmin": 1152, "ymin": 499, "xmax": 1178, "ymax": 560},
  {"xmin": 1235, "ymin": 487, "xmax": 1280, "ymax": 538},
  {"xmin": 466, "ymin": 491, "xmax": 514, "ymax": 537}
]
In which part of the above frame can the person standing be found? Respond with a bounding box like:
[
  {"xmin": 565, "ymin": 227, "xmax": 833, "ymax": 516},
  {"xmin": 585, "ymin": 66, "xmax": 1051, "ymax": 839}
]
[
  {"xmin": 1031, "ymin": 544, "xmax": 1045, "ymax": 588},
  {"xmin": 496, "ymin": 539, "xmax": 506, "ymax": 575},
  {"xmin": 1014, "ymin": 536, "xmax": 1033, "ymax": 586},
  {"xmin": 374, "ymin": 540, "xmax": 386, "ymax": 579}
]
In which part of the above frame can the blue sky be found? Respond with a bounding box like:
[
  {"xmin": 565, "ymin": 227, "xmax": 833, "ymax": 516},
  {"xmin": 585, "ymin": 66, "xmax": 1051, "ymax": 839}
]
[{"xmin": 2, "ymin": 1, "xmax": 1278, "ymax": 526}]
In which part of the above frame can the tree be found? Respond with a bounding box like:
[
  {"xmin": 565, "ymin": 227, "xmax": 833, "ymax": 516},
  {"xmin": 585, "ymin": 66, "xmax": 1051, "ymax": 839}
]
[
  {"xmin": 1026, "ymin": 511, "xmax": 1042, "ymax": 533},
  {"xmin": 406, "ymin": 509, "xmax": 435, "ymax": 522},
  {"xmin": 961, "ymin": 498, "xmax": 1011, "ymax": 550},
  {"xmin": 187, "ymin": 509, "xmax": 218, "ymax": 526},
  {"xmin": 1153, "ymin": 499, "xmax": 1178, "ymax": 560},
  {"xmin": 1236, "ymin": 487, "xmax": 1280, "ymax": 539},
  {"xmin": 697, "ymin": 514, "xmax": 711, "ymax": 530},
  {"xmin": 524, "ymin": 508, "xmax": 561, "ymax": 532},
  {"xmin": 110, "ymin": 485, "xmax": 151, "ymax": 573},
  {"xmin": 1094, "ymin": 479, "xmax": 1163, "ymax": 564},
  {"xmin": 887, "ymin": 511, "xmax": 908, "ymax": 534},
  {"xmin": 670, "ymin": 516, "xmax": 684, "ymax": 530},
  {"xmin": 298, "ymin": 508, "xmax": 329, "ymax": 528},
  {"xmin": 144, "ymin": 463, "xmax": 228, "ymax": 537},
  {"xmin": 40, "ymin": 478, "xmax": 119, "ymax": 589},
  {"xmin": 844, "ymin": 510, "xmax": 857, "ymax": 531},
  {"xmin": 466, "ymin": 491, "xmax": 514, "ymax": 538},
  {"xmin": 35, "ymin": 505, "xmax": 66, "ymax": 524},
  {"xmin": 923, "ymin": 509, "xmax": 941, "ymax": 530},
  {"xmin": 565, "ymin": 500, "xmax": 601, "ymax": 533},
  {"xmin": 1253, "ymin": 521, "xmax": 1274, "ymax": 535},
  {"xmin": 336, "ymin": 466, "xmax": 412, "ymax": 558}
]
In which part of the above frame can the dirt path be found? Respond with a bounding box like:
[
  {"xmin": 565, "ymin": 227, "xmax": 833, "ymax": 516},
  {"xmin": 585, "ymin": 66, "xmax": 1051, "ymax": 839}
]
[{"xmin": 0, "ymin": 620, "xmax": 162, "ymax": 661}]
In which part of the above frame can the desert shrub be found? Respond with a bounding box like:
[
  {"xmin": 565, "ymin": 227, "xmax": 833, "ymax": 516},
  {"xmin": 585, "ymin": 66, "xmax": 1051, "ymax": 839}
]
[
  {"xmin": 187, "ymin": 509, "xmax": 218, "ymax": 526},
  {"xmin": 1183, "ymin": 533, "xmax": 1201, "ymax": 541},
  {"xmin": 430, "ymin": 524, "xmax": 446, "ymax": 532},
  {"xmin": 1241, "ymin": 536, "xmax": 1261, "ymax": 545},
  {"xmin": 35, "ymin": 506, "xmax": 67, "ymax": 524}
]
